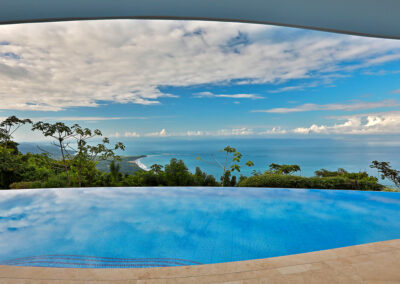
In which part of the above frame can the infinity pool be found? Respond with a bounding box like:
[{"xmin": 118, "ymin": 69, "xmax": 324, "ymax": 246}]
[{"xmin": 0, "ymin": 187, "xmax": 399, "ymax": 268}]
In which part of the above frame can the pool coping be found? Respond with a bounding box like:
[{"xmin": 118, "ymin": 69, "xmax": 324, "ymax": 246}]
[{"xmin": 0, "ymin": 239, "xmax": 399, "ymax": 283}]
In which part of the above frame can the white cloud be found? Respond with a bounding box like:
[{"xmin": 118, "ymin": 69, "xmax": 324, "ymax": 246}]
[
  {"xmin": 110, "ymin": 131, "xmax": 121, "ymax": 138},
  {"xmin": 110, "ymin": 131, "xmax": 141, "ymax": 137},
  {"xmin": 269, "ymin": 85, "xmax": 305, "ymax": 93},
  {"xmin": 254, "ymin": 99, "xmax": 398, "ymax": 113},
  {"xmin": 34, "ymin": 116, "xmax": 150, "ymax": 122},
  {"xmin": 186, "ymin": 130, "xmax": 204, "ymax": 136},
  {"xmin": 124, "ymin": 131, "xmax": 140, "ymax": 137},
  {"xmin": 194, "ymin": 92, "xmax": 263, "ymax": 99},
  {"xmin": 391, "ymin": 89, "xmax": 400, "ymax": 94},
  {"xmin": 146, "ymin": 129, "xmax": 168, "ymax": 137},
  {"xmin": 268, "ymin": 80, "xmax": 323, "ymax": 93},
  {"xmin": 259, "ymin": 127, "xmax": 288, "ymax": 134},
  {"xmin": 144, "ymin": 127, "xmax": 255, "ymax": 137},
  {"xmin": 293, "ymin": 111, "xmax": 400, "ymax": 135},
  {"xmin": 216, "ymin": 128, "xmax": 254, "ymax": 136},
  {"xmin": 0, "ymin": 20, "xmax": 400, "ymax": 111},
  {"xmin": 293, "ymin": 125, "xmax": 329, "ymax": 134}
]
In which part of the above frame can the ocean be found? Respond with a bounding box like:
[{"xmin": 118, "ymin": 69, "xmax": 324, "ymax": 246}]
[{"xmin": 119, "ymin": 137, "xmax": 400, "ymax": 185}]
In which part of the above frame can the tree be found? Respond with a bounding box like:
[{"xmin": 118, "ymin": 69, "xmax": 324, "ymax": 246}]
[
  {"xmin": 197, "ymin": 146, "xmax": 254, "ymax": 186},
  {"xmin": 315, "ymin": 168, "xmax": 378, "ymax": 183},
  {"xmin": 32, "ymin": 122, "xmax": 75, "ymax": 185},
  {"xmin": 109, "ymin": 161, "xmax": 121, "ymax": 184},
  {"xmin": 0, "ymin": 147, "xmax": 24, "ymax": 188},
  {"xmin": 194, "ymin": 167, "xmax": 218, "ymax": 186},
  {"xmin": 315, "ymin": 168, "xmax": 347, "ymax": 177},
  {"xmin": 0, "ymin": 116, "xmax": 32, "ymax": 150},
  {"xmin": 150, "ymin": 164, "xmax": 163, "ymax": 174},
  {"xmin": 0, "ymin": 116, "xmax": 32, "ymax": 189},
  {"xmin": 164, "ymin": 158, "xmax": 193, "ymax": 186},
  {"xmin": 32, "ymin": 122, "xmax": 125, "ymax": 187},
  {"xmin": 70, "ymin": 125, "xmax": 125, "ymax": 186},
  {"xmin": 267, "ymin": 163, "xmax": 301, "ymax": 175},
  {"xmin": 370, "ymin": 160, "xmax": 400, "ymax": 189}
]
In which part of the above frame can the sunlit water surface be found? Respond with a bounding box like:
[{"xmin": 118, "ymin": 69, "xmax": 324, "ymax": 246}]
[{"xmin": 0, "ymin": 187, "xmax": 399, "ymax": 268}]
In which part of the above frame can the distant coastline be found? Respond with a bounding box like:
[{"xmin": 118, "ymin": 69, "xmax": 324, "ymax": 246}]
[
  {"xmin": 95, "ymin": 155, "xmax": 148, "ymax": 174},
  {"xmin": 17, "ymin": 143, "xmax": 147, "ymax": 174},
  {"xmin": 128, "ymin": 156, "xmax": 148, "ymax": 171}
]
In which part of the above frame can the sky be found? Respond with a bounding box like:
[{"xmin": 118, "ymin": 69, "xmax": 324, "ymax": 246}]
[{"xmin": 0, "ymin": 19, "xmax": 400, "ymax": 142}]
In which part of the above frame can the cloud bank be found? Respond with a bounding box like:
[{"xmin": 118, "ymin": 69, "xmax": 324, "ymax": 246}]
[
  {"xmin": 1, "ymin": 20, "xmax": 400, "ymax": 111},
  {"xmin": 294, "ymin": 111, "xmax": 400, "ymax": 135},
  {"xmin": 254, "ymin": 99, "xmax": 398, "ymax": 113},
  {"xmin": 194, "ymin": 92, "xmax": 263, "ymax": 99}
]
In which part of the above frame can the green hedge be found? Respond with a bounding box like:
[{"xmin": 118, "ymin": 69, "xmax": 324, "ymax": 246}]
[
  {"xmin": 10, "ymin": 174, "xmax": 69, "ymax": 189},
  {"xmin": 238, "ymin": 174, "xmax": 383, "ymax": 191},
  {"xmin": 10, "ymin": 181, "xmax": 41, "ymax": 189}
]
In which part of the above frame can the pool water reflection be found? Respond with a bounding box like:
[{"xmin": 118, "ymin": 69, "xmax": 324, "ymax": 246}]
[{"xmin": 0, "ymin": 187, "xmax": 399, "ymax": 268}]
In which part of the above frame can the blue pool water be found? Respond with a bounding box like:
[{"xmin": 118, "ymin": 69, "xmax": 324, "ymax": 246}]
[{"xmin": 0, "ymin": 187, "xmax": 399, "ymax": 268}]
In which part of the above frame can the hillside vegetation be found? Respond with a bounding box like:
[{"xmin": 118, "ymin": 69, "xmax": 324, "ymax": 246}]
[{"xmin": 1, "ymin": 116, "xmax": 398, "ymax": 191}]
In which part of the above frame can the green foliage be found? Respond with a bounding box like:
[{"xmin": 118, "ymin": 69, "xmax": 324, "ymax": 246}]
[
  {"xmin": 370, "ymin": 160, "xmax": 400, "ymax": 189},
  {"xmin": 0, "ymin": 116, "xmax": 392, "ymax": 192},
  {"xmin": 197, "ymin": 145, "xmax": 254, "ymax": 187},
  {"xmin": 32, "ymin": 121, "xmax": 75, "ymax": 185},
  {"xmin": 0, "ymin": 116, "xmax": 33, "ymax": 188},
  {"xmin": 382, "ymin": 187, "xmax": 400, "ymax": 192},
  {"xmin": 194, "ymin": 167, "xmax": 218, "ymax": 186},
  {"xmin": 32, "ymin": 121, "xmax": 125, "ymax": 187},
  {"xmin": 19, "ymin": 153, "xmax": 62, "ymax": 182},
  {"xmin": 315, "ymin": 168, "xmax": 347, "ymax": 177},
  {"xmin": 96, "ymin": 156, "xmax": 144, "ymax": 174},
  {"xmin": 267, "ymin": 163, "xmax": 301, "ymax": 175},
  {"xmin": 41, "ymin": 174, "xmax": 69, "ymax": 188},
  {"xmin": 0, "ymin": 147, "xmax": 24, "ymax": 189},
  {"xmin": 315, "ymin": 168, "xmax": 379, "ymax": 184},
  {"xmin": 150, "ymin": 164, "xmax": 163, "ymax": 174},
  {"xmin": 114, "ymin": 160, "xmax": 219, "ymax": 187},
  {"xmin": 0, "ymin": 116, "xmax": 32, "ymax": 148},
  {"xmin": 10, "ymin": 181, "xmax": 39, "ymax": 189},
  {"xmin": 240, "ymin": 166, "xmax": 382, "ymax": 191},
  {"xmin": 109, "ymin": 161, "xmax": 122, "ymax": 183},
  {"xmin": 238, "ymin": 173, "xmax": 383, "ymax": 191},
  {"xmin": 221, "ymin": 170, "xmax": 237, "ymax": 187},
  {"xmin": 164, "ymin": 158, "xmax": 194, "ymax": 186}
]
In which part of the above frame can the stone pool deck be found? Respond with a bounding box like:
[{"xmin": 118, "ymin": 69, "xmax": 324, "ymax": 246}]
[{"xmin": 0, "ymin": 239, "xmax": 399, "ymax": 283}]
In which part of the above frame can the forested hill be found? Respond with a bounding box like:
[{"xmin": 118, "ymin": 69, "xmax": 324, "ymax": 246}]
[
  {"xmin": 18, "ymin": 143, "xmax": 145, "ymax": 174},
  {"xmin": 96, "ymin": 156, "xmax": 145, "ymax": 174}
]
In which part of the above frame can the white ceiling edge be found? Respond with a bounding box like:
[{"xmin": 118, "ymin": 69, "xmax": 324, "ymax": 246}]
[{"xmin": 0, "ymin": 0, "xmax": 399, "ymax": 40}]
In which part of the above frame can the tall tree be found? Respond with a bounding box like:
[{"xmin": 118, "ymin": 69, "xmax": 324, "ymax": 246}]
[
  {"xmin": 0, "ymin": 116, "xmax": 32, "ymax": 150},
  {"xmin": 32, "ymin": 122, "xmax": 75, "ymax": 185},
  {"xmin": 69, "ymin": 125, "xmax": 125, "ymax": 186},
  {"xmin": 268, "ymin": 163, "xmax": 301, "ymax": 175},
  {"xmin": 109, "ymin": 160, "xmax": 121, "ymax": 184},
  {"xmin": 197, "ymin": 146, "xmax": 254, "ymax": 186},
  {"xmin": 370, "ymin": 160, "xmax": 400, "ymax": 189},
  {"xmin": 164, "ymin": 158, "xmax": 193, "ymax": 186},
  {"xmin": 0, "ymin": 116, "xmax": 32, "ymax": 189},
  {"xmin": 33, "ymin": 122, "xmax": 126, "ymax": 187}
]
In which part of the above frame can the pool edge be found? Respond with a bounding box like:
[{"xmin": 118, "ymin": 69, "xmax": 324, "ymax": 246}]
[{"xmin": 0, "ymin": 238, "xmax": 399, "ymax": 283}]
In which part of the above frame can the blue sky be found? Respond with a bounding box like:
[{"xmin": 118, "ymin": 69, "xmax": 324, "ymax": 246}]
[{"xmin": 0, "ymin": 20, "xmax": 400, "ymax": 141}]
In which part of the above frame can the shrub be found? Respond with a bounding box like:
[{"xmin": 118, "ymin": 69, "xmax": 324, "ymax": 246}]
[
  {"xmin": 10, "ymin": 181, "xmax": 41, "ymax": 189},
  {"xmin": 238, "ymin": 174, "xmax": 383, "ymax": 191},
  {"xmin": 39, "ymin": 174, "xmax": 69, "ymax": 188}
]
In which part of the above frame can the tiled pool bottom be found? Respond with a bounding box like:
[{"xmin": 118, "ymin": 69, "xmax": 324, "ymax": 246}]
[
  {"xmin": 2, "ymin": 255, "xmax": 201, "ymax": 268},
  {"xmin": 0, "ymin": 187, "xmax": 399, "ymax": 268}
]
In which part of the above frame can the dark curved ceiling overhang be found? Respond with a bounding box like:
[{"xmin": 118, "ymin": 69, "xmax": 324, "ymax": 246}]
[{"xmin": 0, "ymin": 0, "xmax": 399, "ymax": 39}]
